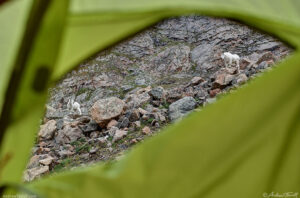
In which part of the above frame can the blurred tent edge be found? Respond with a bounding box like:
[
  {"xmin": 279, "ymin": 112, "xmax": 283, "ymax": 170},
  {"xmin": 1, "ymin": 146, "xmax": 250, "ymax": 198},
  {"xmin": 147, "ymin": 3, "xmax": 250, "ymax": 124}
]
[
  {"xmin": 0, "ymin": 0, "xmax": 69, "ymax": 192},
  {"xmin": 0, "ymin": 0, "xmax": 299, "ymax": 197},
  {"xmin": 53, "ymin": 0, "xmax": 300, "ymax": 80}
]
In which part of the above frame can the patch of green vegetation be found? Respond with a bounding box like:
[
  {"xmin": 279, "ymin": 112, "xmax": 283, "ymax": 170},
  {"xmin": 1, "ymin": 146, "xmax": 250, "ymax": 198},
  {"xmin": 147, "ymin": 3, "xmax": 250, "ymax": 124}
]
[
  {"xmin": 124, "ymin": 74, "xmax": 137, "ymax": 83},
  {"xmin": 112, "ymin": 136, "xmax": 129, "ymax": 147},
  {"xmin": 85, "ymin": 91, "xmax": 93, "ymax": 101},
  {"xmin": 141, "ymin": 102, "xmax": 149, "ymax": 109},
  {"xmin": 118, "ymin": 91, "xmax": 126, "ymax": 99},
  {"xmin": 191, "ymin": 64, "xmax": 197, "ymax": 72},
  {"xmin": 53, "ymin": 157, "xmax": 72, "ymax": 172},
  {"xmin": 108, "ymin": 86, "xmax": 119, "ymax": 93},
  {"xmin": 194, "ymin": 97, "xmax": 201, "ymax": 103},
  {"xmin": 161, "ymin": 101, "xmax": 170, "ymax": 109},
  {"xmin": 75, "ymin": 87, "xmax": 94, "ymax": 101},
  {"xmin": 70, "ymin": 138, "xmax": 91, "ymax": 154},
  {"xmin": 116, "ymin": 138, "xmax": 126, "ymax": 145},
  {"xmin": 70, "ymin": 137, "xmax": 85, "ymax": 146},
  {"xmin": 75, "ymin": 143, "xmax": 91, "ymax": 153},
  {"xmin": 146, "ymin": 118, "xmax": 154, "ymax": 124},
  {"xmin": 104, "ymin": 65, "xmax": 123, "ymax": 74},
  {"xmin": 111, "ymin": 142, "xmax": 117, "ymax": 148},
  {"xmin": 111, "ymin": 130, "xmax": 138, "ymax": 148},
  {"xmin": 141, "ymin": 118, "xmax": 152, "ymax": 126},
  {"xmin": 159, "ymin": 36, "xmax": 171, "ymax": 44},
  {"xmin": 70, "ymin": 140, "xmax": 80, "ymax": 147},
  {"xmin": 127, "ymin": 130, "xmax": 134, "ymax": 134},
  {"xmin": 111, "ymin": 51, "xmax": 136, "ymax": 62},
  {"xmin": 107, "ymin": 136, "xmax": 113, "ymax": 142}
]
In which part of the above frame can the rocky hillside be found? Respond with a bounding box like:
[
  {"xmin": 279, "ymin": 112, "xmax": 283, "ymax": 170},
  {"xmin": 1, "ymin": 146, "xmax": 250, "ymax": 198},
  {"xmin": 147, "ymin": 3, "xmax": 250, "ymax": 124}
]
[{"xmin": 24, "ymin": 15, "xmax": 292, "ymax": 181}]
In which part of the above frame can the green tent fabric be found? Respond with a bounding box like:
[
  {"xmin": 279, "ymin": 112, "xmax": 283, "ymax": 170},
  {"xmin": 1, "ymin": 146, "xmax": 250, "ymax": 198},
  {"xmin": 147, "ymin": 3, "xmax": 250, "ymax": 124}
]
[
  {"xmin": 0, "ymin": 0, "xmax": 69, "ymax": 186},
  {"xmin": 0, "ymin": 0, "xmax": 299, "ymax": 197},
  {"xmin": 53, "ymin": 0, "xmax": 300, "ymax": 79}
]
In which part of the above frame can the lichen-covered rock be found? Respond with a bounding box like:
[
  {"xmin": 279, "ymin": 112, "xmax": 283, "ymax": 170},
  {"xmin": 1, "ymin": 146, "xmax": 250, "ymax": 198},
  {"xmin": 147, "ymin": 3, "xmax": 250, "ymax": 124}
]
[
  {"xmin": 157, "ymin": 112, "xmax": 166, "ymax": 122},
  {"xmin": 138, "ymin": 107, "xmax": 148, "ymax": 115},
  {"xmin": 79, "ymin": 120, "xmax": 99, "ymax": 133},
  {"xmin": 212, "ymin": 73, "xmax": 235, "ymax": 89},
  {"xmin": 24, "ymin": 165, "xmax": 49, "ymax": 182},
  {"xmin": 90, "ymin": 97, "xmax": 125, "ymax": 128},
  {"xmin": 39, "ymin": 155, "xmax": 54, "ymax": 166},
  {"xmin": 168, "ymin": 96, "xmax": 197, "ymax": 121},
  {"xmin": 209, "ymin": 88, "xmax": 221, "ymax": 97},
  {"xmin": 55, "ymin": 123, "xmax": 83, "ymax": 144},
  {"xmin": 107, "ymin": 126, "xmax": 118, "ymax": 137},
  {"xmin": 152, "ymin": 45, "xmax": 191, "ymax": 73},
  {"xmin": 142, "ymin": 126, "xmax": 151, "ymax": 135},
  {"xmin": 235, "ymin": 73, "xmax": 248, "ymax": 85},
  {"xmin": 125, "ymin": 92, "xmax": 151, "ymax": 109},
  {"xmin": 112, "ymin": 129, "xmax": 128, "ymax": 143},
  {"xmin": 38, "ymin": 120, "xmax": 56, "ymax": 140},
  {"xmin": 191, "ymin": 43, "xmax": 215, "ymax": 70},
  {"xmin": 256, "ymin": 51, "xmax": 275, "ymax": 65},
  {"xmin": 240, "ymin": 58, "xmax": 252, "ymax": 70},
  {"xmin": 190, "ymin": 76, "xmax": 204, "ymax": 85},
  {"xmin": 118, "ymin": 117, "xmax": 130, "ymax": 128},
  {"xmin": 27, "ymin": 154, "xmax": 54, "ymax": 169},
  {"xmin": 45, "ymin": 109, "xmax": 69, "ymax": 120},
  {"xmin": 27, "ymin": 155, "xmax": 41, "ymax": 169},
  {"xmin": 149, "ymin": 86, "xmax": 165, "ymax": 101},
  {"xmin": 128, "ymin": 109, "xmax": 140, "ymax": 122},
  {"xmin": 166, "ymin": 87, "xmax": 184, "ymax": 103},
  {"xmin": 113, "ymin": 33, "xmax": 154, "ymax": 59},
  {"xmin": 107, "ymin": 119, "xmax": 118, "ymax": 129},
  {"xmin": 58, "ymin": 150, "xmax": 75, "ymax": 158}
]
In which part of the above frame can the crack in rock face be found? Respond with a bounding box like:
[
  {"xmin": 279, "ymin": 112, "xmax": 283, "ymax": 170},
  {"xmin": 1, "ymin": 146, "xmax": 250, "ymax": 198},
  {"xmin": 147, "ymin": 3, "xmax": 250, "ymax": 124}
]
[{"xmin": 26, "ymin": 15, "xmax": 292, "ymax": 181}]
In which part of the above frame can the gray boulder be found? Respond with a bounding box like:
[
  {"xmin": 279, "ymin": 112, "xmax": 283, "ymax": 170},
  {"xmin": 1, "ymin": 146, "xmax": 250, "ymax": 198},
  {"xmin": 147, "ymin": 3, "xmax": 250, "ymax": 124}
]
[
  {"xmin": 55, "ymin": 123, "xmax": 83, "ymax": 145},
  {"xmin": 191, "ymin": 43, "xmax": 214, "ymax": 69},
  {"xmin": 125, "ymin": 90, "xmax": 151, "ymax": 109},
  {"xmin": 79, "ymin": 120, "xmax": 99, "ymax": 133},
  {"xmin": 152, "ymin": 45, "xmax": 191, "ymax": 73},
  {"xmin": 168, "ymin": 96, "xmax": 197, "ymax": 121},
  {"xmin": 149, "ymin": 86, "xmax": 165, "ymax": 100}
]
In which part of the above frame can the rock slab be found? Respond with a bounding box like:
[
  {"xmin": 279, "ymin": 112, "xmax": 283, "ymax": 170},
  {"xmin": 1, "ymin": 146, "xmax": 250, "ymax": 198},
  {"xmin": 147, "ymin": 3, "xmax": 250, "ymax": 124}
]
[
  {"xmin": 90, "ymin": 97, "xmax": 125, "ymax": 128},
  {"xmin": 168, "ymin": 96, "xmax": 197, "ymax": 121}
]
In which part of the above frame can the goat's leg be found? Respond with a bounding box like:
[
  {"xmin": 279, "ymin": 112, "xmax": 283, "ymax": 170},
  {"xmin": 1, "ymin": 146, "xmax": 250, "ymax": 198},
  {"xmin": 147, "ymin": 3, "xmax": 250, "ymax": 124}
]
[
  {"xmin": 229, "ymin": 58, "xmax": 232, "ymax": 67},
  {"xmin": 77, "ymin": 107, "xmax": 82, "ymax": 115},
  {"xmin": 236, "ymin": 60, "xmax": 240, "ymax": 74},
  {"xmin": 224, "ymin": 58, "xmax": 228, "ymax": 67}
]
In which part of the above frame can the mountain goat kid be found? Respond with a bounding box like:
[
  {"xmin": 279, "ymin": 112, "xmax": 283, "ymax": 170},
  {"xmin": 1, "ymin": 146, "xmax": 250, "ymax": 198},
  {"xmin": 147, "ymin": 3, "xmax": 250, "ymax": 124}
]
[
  {"xmin": 67, "ymin": 98, "xmax": 82, "ymax": 115},
  {"xmin": 221, "ymin": 52, "xmax": 240, "ymax": 73}
]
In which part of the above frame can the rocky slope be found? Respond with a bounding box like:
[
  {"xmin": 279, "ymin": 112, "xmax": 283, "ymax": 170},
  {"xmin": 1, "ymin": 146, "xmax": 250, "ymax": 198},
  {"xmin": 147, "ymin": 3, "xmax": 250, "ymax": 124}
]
[{"xmin": 24, "ymin": 15, "xmax": 292, "ymax": 181}]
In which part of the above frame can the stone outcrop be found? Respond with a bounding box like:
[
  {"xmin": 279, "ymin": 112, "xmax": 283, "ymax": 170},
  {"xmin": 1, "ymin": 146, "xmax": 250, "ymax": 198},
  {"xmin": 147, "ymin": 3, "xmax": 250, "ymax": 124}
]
[
  {"xmin": 168, "ymin": 97, "xmax": 197, "ymax": 121},
  {"xmin": 90, "ymin": 97, "xmax": 125, "ymax": 128}
]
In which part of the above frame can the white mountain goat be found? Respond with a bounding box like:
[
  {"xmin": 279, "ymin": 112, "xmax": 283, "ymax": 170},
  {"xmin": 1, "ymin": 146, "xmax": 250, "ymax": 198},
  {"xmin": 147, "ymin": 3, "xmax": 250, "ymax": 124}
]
[
  {"xmin": 221, "ymin": 52, "xmax": 240, "ymax": 73},
  {"xmin": 67, "ymin": 98, "xmax": 82, "ymax": 115}
]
